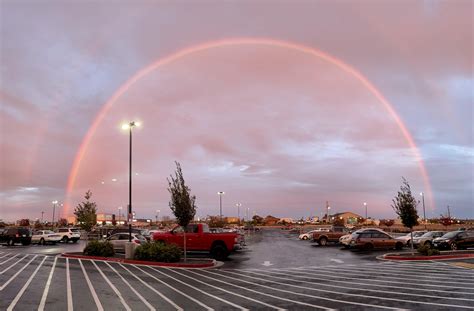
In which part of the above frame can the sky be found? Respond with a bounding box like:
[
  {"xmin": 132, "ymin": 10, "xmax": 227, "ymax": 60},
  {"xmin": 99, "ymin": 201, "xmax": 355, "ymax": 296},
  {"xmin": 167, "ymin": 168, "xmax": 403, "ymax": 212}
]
[{"xmin": 0, "ymin": 0, "xmax": 472, "ymax": 222}]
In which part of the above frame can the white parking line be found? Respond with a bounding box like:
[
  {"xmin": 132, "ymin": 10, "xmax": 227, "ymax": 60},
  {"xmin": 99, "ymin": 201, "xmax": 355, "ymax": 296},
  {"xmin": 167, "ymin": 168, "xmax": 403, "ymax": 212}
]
[
  {"xmin": 200, "ymin": 269, "xmax": 347, "ymax": 311},
  {"xmin": 387, "ymin": 261, "xmax": 474, "ymax": 273},
  {"xmin": 118, "ymin": 263, "xmax": 182, "ymax": 311},
  {"xmin": 315, "ymin": 265, "xmax": 474, "ymax": 283},
  {"xmin": 105, "ymin": 262, "xmax": 156, "ymax": 311},
  {"xmin": 187, "ymin": 268, "xmax": 300, "ymax": 310},
  {"xmin": 344, "ymin": 263, "xmax": 474, "ymax": 278},
  {"xmin": 240, "ymin": 268, "xmax": 474, "ymax": 302},
  {"xmin": 0, "ymin": 253, "xmax": 11, "ymax": 259},
  {"xmin": 150, "ymin": 267, "xmax": 249, "ymax": 311},
  {"xmin": 66, "ymin": 258, "xmax": 73, "ymax": 311},
  {"xmin": 91, "ymin": 260, "xmax": 131, "ymax": 311},
  {"xmin": 0, "ymin": 254, "xmax": 29, "ymax": 273},
  {"xmin": 292, "ymin": 266, "xmax": 472, "ymax": 286},
  {"xmin": 78, "ymin": 260, "xmax": 103, "ymax": 311},
  {"xmin": 38, "ymin": 256, "xmax": 58, "ymax": 311},
  {"xmin": 435, "ymin": 261, "xmax": 474, "ymax": 270},
  {"xmin": 266, "ymin": 267, "xmax": 474, "ymax": 295},
  {"xmin": 0, "ymin": 255, "xmax": 37, "ymax": 290},
  {"xmin": 166, "ymin": 267, "xmax": 285, "ymax": 310},
  {"xmin": 220, "ymin": 269, "xmax": 473, "ymax": 310},
  {"xmin": 7, "ymin": 256, "xmax": 47, "ymax": 311},
  {"xmin": 132, "ymin": 265, "xmax": 213, "ymax": 311}
]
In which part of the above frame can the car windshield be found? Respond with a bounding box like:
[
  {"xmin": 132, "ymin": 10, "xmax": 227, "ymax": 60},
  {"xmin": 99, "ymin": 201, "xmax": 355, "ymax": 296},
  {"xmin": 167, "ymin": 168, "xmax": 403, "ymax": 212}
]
[
  {"xmin": 70, "ymin": 229, "xmax": 80, "ymax": 232},
  {"xmin": 441, "ymin": 231, "xmax": 458, "ymax": 239},
  {"xmin": 44, "ymin": 230, "xmax": 54, "ymax": 234},
  {"xmin": 413, "ymin": 232, "xmax": 425, "ymax": 237},
  {"xmin": 420, "ymin": 232, "xmax": 434, "ymax": 237}
]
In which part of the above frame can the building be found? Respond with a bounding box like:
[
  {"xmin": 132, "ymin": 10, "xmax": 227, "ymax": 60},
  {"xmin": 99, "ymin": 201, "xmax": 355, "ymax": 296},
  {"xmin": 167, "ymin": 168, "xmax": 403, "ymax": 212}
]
[
  {"xmin": 277, "ymin": 217, "xmax": 295, "ymax": 224},
  {"xmin": 264, "ymin": 215, "xmax": 280, "ymax": 225},
  {"xmin": 331, "ymin": 212, "xmax": 363, "ymax": 225}
]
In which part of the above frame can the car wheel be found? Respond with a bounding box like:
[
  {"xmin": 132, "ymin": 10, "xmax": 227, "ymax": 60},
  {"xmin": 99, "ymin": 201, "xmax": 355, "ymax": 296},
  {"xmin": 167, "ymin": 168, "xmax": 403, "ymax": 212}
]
[
  {"xmin": 302, "ymin": 236, "xmax": 308, "ymax": 240},
  {"xmin": 62, "ymin": 236, "xmax": 69, "ymax": 243},
  {"xmin": 395, "ymin": 242, "xmax": 403, "ymax": 250},
  {"xmin": 364, "ymin": 243, "xmax": 374, "ymax": 251},
  {"xmin": 7, "ymin": 239, "xmax": 14, "ymax": 246},
  {"xmin": 40, "ymin": 238, "xmax": 45, "ymax": 246},
  {"xmin": 406, "ymin": 240, "xmax": 411, "ymax": 246},
  {"xmin": 211, "ymin": 244, "xmax": 229, "ymax": 261},
  {"xmin": 72, "ymin": 239, "xmax": 78, "ymax": 243},
  {"xmin": 319, "ymin": 237, "xmax": 328, "ymax": 246},
  {"xmin": 450, "ymin": 243, "xmax": 458, "ymax": 250}
]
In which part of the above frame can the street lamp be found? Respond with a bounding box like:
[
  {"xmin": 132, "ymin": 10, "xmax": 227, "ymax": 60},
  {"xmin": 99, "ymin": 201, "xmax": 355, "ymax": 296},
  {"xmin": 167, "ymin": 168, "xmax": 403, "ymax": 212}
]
[
  {"xmin": 118, "ymin": 206, "xmax": 122, "ymax": 225},
  {"xmin": 217, "ymin": 191, "xmax": 225, "ymax": 219},
  {"xmin": 156, "ymin": 210, "xmax": 160, "ymax": 225},
  {"xmin": 235, "ymin": 203, "xmax": 242, "ymax": 223},
  {"xmin": 51, "ymin": 200, "xmax": 58, "ymax": 230},
  {"xmin": 420, "ymin": 192, "xmax": 426, "ymax": 229},
  {"xmin": 122, "ymin": 121, "xmax": 140, "ymax": 242},
  {"xmin": 364, "ymin": 202, "xmax": 367, "ymax": 221}
]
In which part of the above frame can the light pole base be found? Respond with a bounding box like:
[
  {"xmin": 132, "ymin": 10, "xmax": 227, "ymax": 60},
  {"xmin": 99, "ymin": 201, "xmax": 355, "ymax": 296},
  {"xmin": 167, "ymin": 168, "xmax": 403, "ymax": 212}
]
[{"xmin": 125, "ymin": 242, "xmax": 136, "ymax": 259}]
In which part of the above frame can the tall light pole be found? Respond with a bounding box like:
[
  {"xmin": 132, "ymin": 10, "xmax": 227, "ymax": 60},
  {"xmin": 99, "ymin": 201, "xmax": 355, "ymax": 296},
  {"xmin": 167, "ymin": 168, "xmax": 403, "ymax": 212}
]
[
  {"xmin": 122, "ymin": 121, "xmax": 140, "ymax": 242},
  {"xmin": 51, "ymin": 200, "xmax": 58, "ymax": 230},
  {"xmin": 217, "ymin": 191, "xmax": 225, "ymax": 219},
  {"xmin": 364, "ymin": 202, "xmax": 367, "ymax": 221},
  {"xmin": 236, "ymin": 203, "xmax": 241, "ymax": 223},
  {"xmin": 41, "ymin": 211, "xmax": 44, "ymax": 223},
  {"xmin": 420, "ymin": 192, "xmax": 427, "ymax": 229},
  {"xmin": 118, "ymin": 206, "xmax": 122, "ymax": 225},
  {"xmin": 326, "ymin": 201, "xmax": 330, "ymax": 223},
  {"xmin": 156, "ymin": 209, "xmax": 160, "ymax": 225}
]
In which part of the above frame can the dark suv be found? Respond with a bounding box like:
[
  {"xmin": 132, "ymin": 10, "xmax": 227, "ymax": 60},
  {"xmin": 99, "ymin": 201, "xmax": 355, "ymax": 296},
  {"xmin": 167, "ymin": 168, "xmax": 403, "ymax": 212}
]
[
  {"xmin": 433, "ymin": 231, "xmax": 474, "ymax": 250},
  {"xmin": 0, "ymin": 227, "xmax": 32, "ymax": 246}
]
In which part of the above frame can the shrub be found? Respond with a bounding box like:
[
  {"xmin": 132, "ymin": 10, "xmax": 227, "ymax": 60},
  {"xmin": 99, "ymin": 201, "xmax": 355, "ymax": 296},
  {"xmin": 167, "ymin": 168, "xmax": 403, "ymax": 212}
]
[
  {"xmin": 134, "ymin": 241, "xmax": 181, "ymax": 262},
  {"xmin": 417, "ymin": 244, "xmax": 440, "ymax": 256},
  {"xmin": 83, "ymin": 240, "xmax": 115, "ymax": 257}
]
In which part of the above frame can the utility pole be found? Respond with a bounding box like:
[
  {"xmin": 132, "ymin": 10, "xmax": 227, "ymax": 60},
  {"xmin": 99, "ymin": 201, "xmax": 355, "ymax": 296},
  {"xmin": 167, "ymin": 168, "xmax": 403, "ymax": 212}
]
[
  {"xmin": 447, "ymin": 205, "xmax": 451, "ymax": 219},
  {"xmin": 326, "ymin": 201, "xmax": 330, "ymax": 223},
  {"xmin": 41, "ymin": 211, "xmax": 44, "ymax": 223}
]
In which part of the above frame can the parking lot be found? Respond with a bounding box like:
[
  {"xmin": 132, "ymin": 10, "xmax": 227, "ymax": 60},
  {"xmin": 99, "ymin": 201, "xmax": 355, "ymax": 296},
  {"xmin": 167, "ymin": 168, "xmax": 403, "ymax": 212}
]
[{"xmin": 1, "ymin": 229, "xmax": 473, "ymax": 310}]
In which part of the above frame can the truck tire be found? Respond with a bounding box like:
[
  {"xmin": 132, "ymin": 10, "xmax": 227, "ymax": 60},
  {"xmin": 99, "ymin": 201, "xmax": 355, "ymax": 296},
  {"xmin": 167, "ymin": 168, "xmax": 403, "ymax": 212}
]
[
  {"xmin": 211, "ymin": 244, "xmax": 229, "ymax": 261},
  {"xmin": 319, "ymin": 237, "xmax": 328, "ymax": 246}
]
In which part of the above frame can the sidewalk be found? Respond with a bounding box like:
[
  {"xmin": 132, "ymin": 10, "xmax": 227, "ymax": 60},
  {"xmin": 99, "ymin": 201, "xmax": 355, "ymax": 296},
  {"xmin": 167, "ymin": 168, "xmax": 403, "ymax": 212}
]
[{"xmin": 62, "ymin": 252, "xmax": 217, "ymax": 268}]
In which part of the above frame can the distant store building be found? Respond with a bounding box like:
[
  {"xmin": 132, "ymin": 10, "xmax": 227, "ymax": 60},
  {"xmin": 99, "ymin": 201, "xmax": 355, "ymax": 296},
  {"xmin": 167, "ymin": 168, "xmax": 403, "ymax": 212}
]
[{"xmin": 331, "ymin": 212, "xmax": 363, "ymax": 225}]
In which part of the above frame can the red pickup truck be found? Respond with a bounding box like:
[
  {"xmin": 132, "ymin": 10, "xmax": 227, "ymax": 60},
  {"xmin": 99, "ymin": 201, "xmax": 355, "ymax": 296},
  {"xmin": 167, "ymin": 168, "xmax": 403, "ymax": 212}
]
[{"xmin": 152, "ymin": 223, "xmax": 240, "ymax": 260}]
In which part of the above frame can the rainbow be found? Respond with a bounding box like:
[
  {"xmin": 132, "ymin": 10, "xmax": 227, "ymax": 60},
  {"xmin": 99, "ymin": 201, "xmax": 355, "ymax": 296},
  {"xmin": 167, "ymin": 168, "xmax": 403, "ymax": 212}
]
[{"xmin": 64, "ymin": 37, "xmax": 434, "ymax": 215}]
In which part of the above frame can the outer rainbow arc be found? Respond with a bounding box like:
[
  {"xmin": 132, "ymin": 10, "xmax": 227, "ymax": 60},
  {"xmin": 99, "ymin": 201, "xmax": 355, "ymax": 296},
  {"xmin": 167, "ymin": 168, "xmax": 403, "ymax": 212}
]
[{"xmin": 64, "ymin": 37, "xmax": 434, "ymax": 215}]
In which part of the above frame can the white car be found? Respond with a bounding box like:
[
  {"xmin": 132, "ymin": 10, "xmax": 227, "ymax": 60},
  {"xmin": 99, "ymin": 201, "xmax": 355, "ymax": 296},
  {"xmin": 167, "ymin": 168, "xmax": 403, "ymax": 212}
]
[
  {"xmin": 106, "ymin": 233, "xmax": 147, "ymax": 252},
  {"xmin": 412, "ymin": 231, "xmax": 446, "ymax": 247},
  {"xmin": 56, "ymin": 228, "xmax": 81, "ymax": 243},
  {"xmin": 395, "ymin": 231, "xmax": 427, "ymax": 246},
  {"xmin": 299, "ymin": 228, "xmax": 330, "ymax": 240},
  {"xmin": 32, "ymin": 230, "xmax": 62, "ymax": 245}
]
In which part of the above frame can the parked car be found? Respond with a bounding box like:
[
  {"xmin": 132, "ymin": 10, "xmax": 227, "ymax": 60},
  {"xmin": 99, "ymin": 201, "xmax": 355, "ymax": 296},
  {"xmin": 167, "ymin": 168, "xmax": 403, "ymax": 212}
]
[
  {"xmin": 348, "ymin": 229, "xmax": 403, "ymax": 250},
  {"xmin": 433, "ymin": 231, "xmax": 474, "ymax": 250},
  {"xmin": 109, "ymin": 227, "xmax": 148, "ymax": 237},
  {"xmin": 299, "ymin": 228, "xmax": 330, "ymax": 240},
  {"xmin": 395, "ymin": 231, "xmax": 427, "ymax": 246},
  {"xmin": 106, "ymin": 233, "xmax": 147, "ymax": 252},
  {"xmin": 56, "ymin": 228, "xmax": 81, "ymax": 243},
  {"xmin": 312, "ymin": 226, "xmax": 351, "ymax": 245},
  {"xmin": 412, "ymin": 231, "xmax": 446, "ymax": 248},
  {"xmin": 32, "ymin": 230, "xmax": 62, "ymax": 245},
  {"xmin": 340, "ymin": 228, "xmax": 385, "ymax": 248},
  {"xmin": 0, "ymin": 227, "xmax": 32, "ymax": 246}
]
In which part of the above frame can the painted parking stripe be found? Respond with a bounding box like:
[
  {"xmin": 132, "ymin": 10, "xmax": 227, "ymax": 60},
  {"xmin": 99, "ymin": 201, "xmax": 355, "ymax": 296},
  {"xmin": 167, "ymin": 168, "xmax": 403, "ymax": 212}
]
[
  {"xmin": 292, "ymin": 266, "xmax": 472, "ymax": 286},
  {"xmin": 188, "ymin": 268, "xmax": 323, "ymax": 310},
  {"xmin": 221, "ymin": 269, "xmax": 474, "ymax": 310},
  {"xmin": 150, "ymin": 267, "xmax": 248, "ymax": 311},
  {"xmin": 267, "ymin": 267, "xmax": 474, "ymax": 295},
  {"xmin": 7, "ymin": 256, "xmax": 47, "ymax": 311},
  {"xmin": 201, "ymin": 269, "xmax": 357, "ymax": 311},
  {"xmin": 347, "ymin": 263, "xmax": 474, "ymax": 278},
  {"xmin": 91, "ymin": 260, "xmax": 131, "ymax": 311},
  {"xmin": 435, "ymin": 261, "xmax": 474, "ymax": 270},
  {"xmin": 66, "ymin": 258, "xmax": 73, "ymax": 311},
  {"xmin": 0, "ymin": 255, "xmax": 37, "ymax": 290},
  {"xmin": 105, "ymin": 262, "xmax": 156, "ymax": 311},
  {"xmin": 38, "ymin": 256, "xmax": 58, "ymax": 311},
  {"xmin": 117, "ymin": 263, "xmax": 182, "ymax": 311},
  {"xmin": 0, "ymin": 253, "xmax": 11, "ymax": 260},
  {"xmin": 0, "ymin": 254, "xmax": 29, "ymax": 273},
  {"xmin": 241, "ymin": 268, "xmax": 474, "ymax": 303},
  {"xmin": 133, "ymin": 265, "xmax": 212, "ymax": 310},
  {"xmin": 383, "ymin": 261, "xmax": 474, "ymax": 273},
  {"xmin": 0, "ymin": 254, "xmax": 17, "ymax": 264},
  {"xmin": 314, "ymin": 265, "xmax": 474, "ymax": 283},
  {"xmin": 164, "ymin": 267, "xmax": 284, "ymax": 310},
  {"xmin": 78, "ymin": 260, "xmax": 104, "ymax": 311}
]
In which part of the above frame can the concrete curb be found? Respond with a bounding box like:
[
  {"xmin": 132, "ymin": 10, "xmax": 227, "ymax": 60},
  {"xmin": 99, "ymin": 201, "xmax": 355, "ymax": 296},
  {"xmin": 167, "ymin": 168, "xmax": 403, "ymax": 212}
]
[
  {"xmin": 378, "ymin": 251, "xmax": 474, "ymax": 261},
  {"xmin": 61, "ymin": 253, "xmax": 217, "ymax": 268}
]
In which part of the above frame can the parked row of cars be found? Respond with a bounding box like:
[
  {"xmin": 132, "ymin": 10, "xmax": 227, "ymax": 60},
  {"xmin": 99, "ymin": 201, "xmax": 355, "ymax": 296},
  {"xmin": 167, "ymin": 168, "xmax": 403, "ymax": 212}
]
[
  {"xmin": 296, "ymin": 225, "xmax": 474, "ymax": 251},
  {"xmin": 0, "ymin": 227, "xmax": 81, "ymax": 246}
]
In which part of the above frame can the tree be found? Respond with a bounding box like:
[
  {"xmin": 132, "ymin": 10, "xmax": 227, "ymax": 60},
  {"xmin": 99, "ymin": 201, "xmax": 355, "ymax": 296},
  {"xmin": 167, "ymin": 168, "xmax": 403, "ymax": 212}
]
[
  {"xmin": 58, "ymin": 218, "xmax": 68, "ymax": 227},
  {"xmin": 18, "ymin": 219, "xmax": 30, "ymax": 227},
  {"xmin": 34, "ymin": 219, "xmax": 43, "ymax": 229},
  {"xmin": 379, "ymin": 219, "xmax": 395, "ymax": 231},
  {"xmin": 252, "ymin": 215, "xmax": 264, "ymax": 225},
  {"xmin": 168, "ymin": 162, "xmax": 196, "ymax": 261},
  {"xmin": 392, "ymin": 178, "xmax": 419, "ymax": 252},
  {"xmin": 439, "ymin": 215, "xmax": 453, "ymax": 229},
  {"xmin": 74, "ymin": 190, "xmax": 98, "ymax": 233},
  {"xmin": 333, "ymin": 217, "xmax": 345, "ymax": 227}
]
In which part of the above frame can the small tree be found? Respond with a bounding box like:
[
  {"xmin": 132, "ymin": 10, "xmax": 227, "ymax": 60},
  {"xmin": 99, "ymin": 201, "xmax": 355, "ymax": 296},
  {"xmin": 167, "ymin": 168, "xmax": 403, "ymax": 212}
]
[
  {"xmin": 168, "ymin": 162, "xmax": 196, "ymax": 262},
  {"xmin": 19, "ymin": 219, "xmax": 30, "ymax": 227},
  {"xmin": 74, "ymin": 190, "xmax": 98, "ymax": 233},
  {"xmin": 392, "ymin": 178, "xmax": 419, "ymax": 252},
  {"xmin": 34, "ymin": 219, "xmax": 43, "ymax": 229},
  {"xmin": 58, "ymin": 218, "xmax": 68, "ymax": 227},
  {"xmin": 439, "ymin": 215, "xmax": 453, "ymax": 229},
  {"xmin": 333, "ymin": 217, "xmax": 345, "ymax": 227}
]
